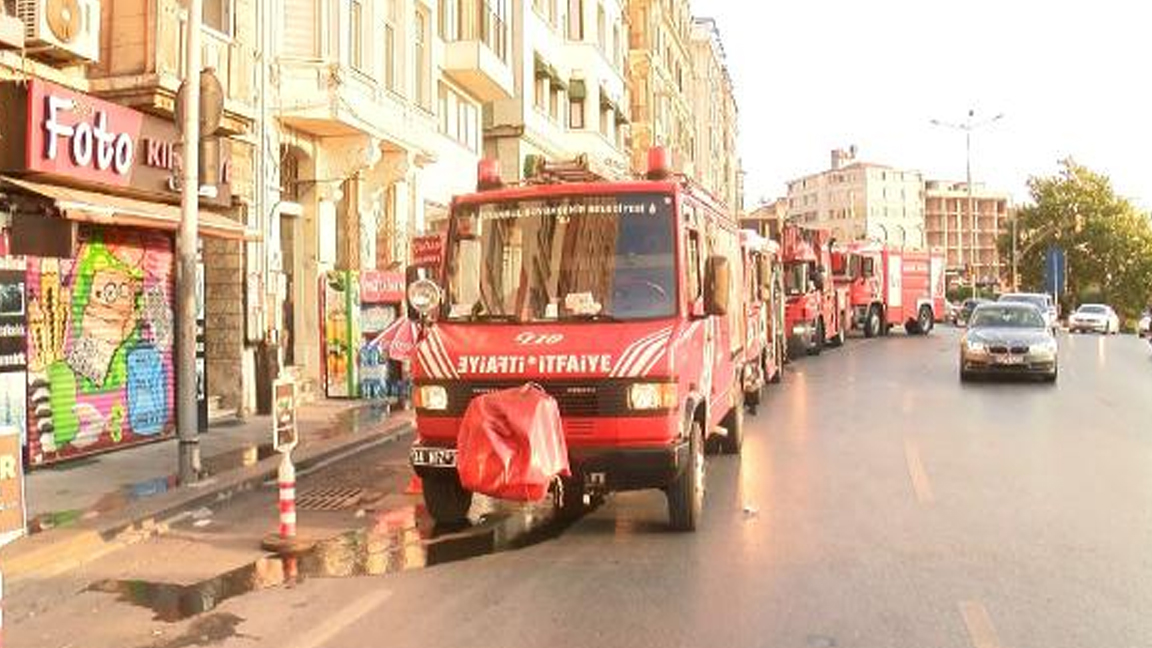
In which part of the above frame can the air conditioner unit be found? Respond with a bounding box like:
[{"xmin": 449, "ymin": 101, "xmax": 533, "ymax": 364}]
[{"xmin": 16, "ymin": 0, "xmax": 100, "ymax": 62}]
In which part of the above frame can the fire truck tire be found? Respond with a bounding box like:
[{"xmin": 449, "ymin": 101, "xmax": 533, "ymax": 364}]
[
  {"xmin": 423, "ymin": 472, "xmax": 473, "ymax": 524},
  {"xmin": 721, "ymin": 389, "xmax": 745, "ymax": 455},
  {"xmin": 769, "ymin": 345, "xmax": 783, "ymax": 383},
  {"xmin": 667, "ymin": 420, "xmax": 705, "ymax": 532},
  {"xmin": 809, "ymin": 319, "xmax": 825, "ymax": 355},
  {"xmin": 829, "ymin": 324, "xmax": 845, "ymax": 347},
  {"xmin": 864, "ymin": 306, "xmax": 881, "ymax": 338},
  {"xmin": 918, "ymin": 306, "xmax": 934, "ymax": 334},
  {"xmin": 554, "ymin": 477, "xmax": 589, "ymax": 519}
]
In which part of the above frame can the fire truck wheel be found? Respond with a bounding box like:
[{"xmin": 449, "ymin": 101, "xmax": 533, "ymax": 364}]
[
  {"xmin": 667, "ymin": 420, "xmax": 705, "ymax": 531},
  {"xmin": 422, "ymin": 472, "xmax": 473, "ymax": 524},
  {"xmin": 721, "ymin": 390, "xmax": 745, "ymax": 455},
  {"xmin": 864, "ymin": 306, "xmax": 881, "ymax": 338},
  {"xmin": 918, "ymin": 306, "xmax": 934, "ymax": 334},
  {"xmin": 554, "ymin": 477, "xmax": 588, "ymax": 519},
  {"xmin": 829, "ymin": 323, "xmax": 846, "ymax": 347},
  {"xmin": 808, "ymin": 320, "xmax": 825, "ymax": 356}
]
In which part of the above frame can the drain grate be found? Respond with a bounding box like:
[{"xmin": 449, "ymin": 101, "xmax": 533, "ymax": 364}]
[{"xmin": 294, "ymin": 487, "xmax": 366, "ymax": 511}]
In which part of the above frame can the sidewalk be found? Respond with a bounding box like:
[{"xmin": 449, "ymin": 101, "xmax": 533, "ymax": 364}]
[{"xmin": 0, "ymin": 399, "xmax": 414, "ymax": 583}]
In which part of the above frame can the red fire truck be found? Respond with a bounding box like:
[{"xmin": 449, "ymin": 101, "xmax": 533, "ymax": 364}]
[
  {"xmin": 739, "ymin": 230, "xmax": 785, "ymax": 412},
  {"xmin": 781, "ymin": 224, "xmax": 849, "ymax": 357},
  {"xmin": 831, "ymin": 242, "xmax": 946, "ymax": 337},
  {"xmin": 406, "ymin": 149, "xmax": 749, "ymax": 531}
]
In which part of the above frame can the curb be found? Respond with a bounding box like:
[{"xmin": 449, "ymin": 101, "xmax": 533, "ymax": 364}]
[{"xmin": 0, "ymin": 416, "xmax": 414, "ymax": 585}]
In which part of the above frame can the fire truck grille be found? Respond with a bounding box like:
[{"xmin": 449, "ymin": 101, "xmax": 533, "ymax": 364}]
[{"xmin": 440, "ymin": 381, "xmax": 633, "ymax": 418}]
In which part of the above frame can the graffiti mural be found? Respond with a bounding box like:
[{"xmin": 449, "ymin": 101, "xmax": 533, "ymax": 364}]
[{"xmin": 25, "ymin": 226, "xmax": 176, "ymax": 464}]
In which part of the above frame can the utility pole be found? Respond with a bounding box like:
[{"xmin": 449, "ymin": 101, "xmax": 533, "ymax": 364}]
[
  {"xmin": 177, "ymin": 0, "xmax": 203, "ymax": 484},
  {"xmin": 930, "ymin": 109, "xmax": 1003, "ymax": 299}
]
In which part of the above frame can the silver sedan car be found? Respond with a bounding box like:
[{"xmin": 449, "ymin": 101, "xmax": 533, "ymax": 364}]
[{"xmin": 960, "ymin": 303, "xmax": 1058, "ymax": 382}]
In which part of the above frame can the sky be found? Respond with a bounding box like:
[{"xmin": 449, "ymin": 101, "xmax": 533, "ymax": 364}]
[{"xmin": 691, "ymin": 0, "xmax": 1152, "ymax": 211}]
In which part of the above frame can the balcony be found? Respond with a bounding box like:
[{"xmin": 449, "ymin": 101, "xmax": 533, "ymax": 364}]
[{"xmin": 441, "ymin": 3, "xmax": 514, "ymax": 101}]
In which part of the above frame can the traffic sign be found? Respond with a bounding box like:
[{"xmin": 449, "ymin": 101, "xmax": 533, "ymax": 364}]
[{"xmin": 272, "ymin": 378, "xmax": 298, "ymax": 453}]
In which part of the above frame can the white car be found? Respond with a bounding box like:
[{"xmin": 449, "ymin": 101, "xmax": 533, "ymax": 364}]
[
  {"xmin": 1139, "ymin": 312, "xmax": 1151, "ymax": 338},
  {"xmin": 1068, "ymin": 304, "xmax": 1120, "ymax": 334}
]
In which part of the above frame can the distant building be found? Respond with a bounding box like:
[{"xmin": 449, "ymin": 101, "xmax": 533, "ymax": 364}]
[
  {"xmin": 785, "ymin": 147, "xmax": 926, "ymax": 249},
  {"xmin": 924, "ymin": 180, "xmax": 1011, "ymax": 285},
  {"xmin": 689, "ymin": 17, "xmax": 740, "ymax": 211},
  {"xmin": 627, "ymin": 0, "xmax": 695, "ymax": 175},
  {"xmin": 741, "ymin": 199, "xmax": 788, "ymax": 241}
]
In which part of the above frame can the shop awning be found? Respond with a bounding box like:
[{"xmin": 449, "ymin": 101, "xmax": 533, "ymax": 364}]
[{"xmin": 0, "ymin": 176, "xmax": 257, "ymax": 240}]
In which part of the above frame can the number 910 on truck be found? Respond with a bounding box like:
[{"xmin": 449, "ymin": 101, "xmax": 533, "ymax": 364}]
[{"xmin": 406, "ymin": 149, "xmax": 751, "ymax": 532}]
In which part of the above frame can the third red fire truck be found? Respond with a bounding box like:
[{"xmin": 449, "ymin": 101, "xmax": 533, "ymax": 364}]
[
  {"xmin": 781, "ymin": 224, "xmax": 849, "ymax": 357},
  {"xmin": 831, "ymin": 242, "xmax": 946, "ymax": 337},
  {"xmin": 407, "ymin": 149, "xmax": 750, "ymax": 531}
]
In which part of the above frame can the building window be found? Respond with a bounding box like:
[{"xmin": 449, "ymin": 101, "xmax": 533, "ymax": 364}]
[
  {"xmin": 550, "ymin": 86, "xmax": 563, "ymax": 123},
  {"xmin": 438, "ymin": 0, "xmax": 459, "ymax": 40},
  {"xmin": 203, "ymin": 0, "xmax": 233, "ymax": 35},
  {"xmin": 415, "ymin": 7, "xmax": 431, "ymax": 108},
  {"xmin": 349, "ymin": 0, "xmax": 365, "ymax": 69},
  {"xmin": 570, "ymin": 99, "xmax": 585, "ymax": 129},
  {"xmin": 384, "ymin": 0, "xmax": 399, "ymax": 92},
  {"xmin": 599, "ymin": 107, "xmax": 610, "ymax": 136},
  {"xmin": 535, "ymin": 77, "xmax": 548, "ymax": 111},
  {"xmin": 567, "ymin": 0, "xmax": 583, "ymax": 39},
  {"xmin": 612, "ymin": 23, "xmax": 620, "ymax": 68},
  {"xmin": 596, "ymin": 3, "xmax": 606, "ymax": 51}
]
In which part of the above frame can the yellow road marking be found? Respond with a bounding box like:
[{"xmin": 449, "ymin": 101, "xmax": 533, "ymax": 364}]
[
  {"xmin": 904, "ymin": 439, "xmax": 935, "ymax": 504},
  {"xmin": 284, "ymin": 588, "xmax": 393, "ymax": 648},
  {"xmin": 959, "ymin": 600, "xmax": 1004, "ymax": 648}
]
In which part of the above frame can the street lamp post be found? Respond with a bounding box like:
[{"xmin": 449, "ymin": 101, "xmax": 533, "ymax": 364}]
[{"xmin": 931, "ymin": 109, "xmax": 1003, "ymax": 299}]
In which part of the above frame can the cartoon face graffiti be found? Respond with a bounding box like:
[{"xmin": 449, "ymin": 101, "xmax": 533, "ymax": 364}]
[{"xmin": 87, "ymin": 267, "xmax": 141, "ymax": 340}]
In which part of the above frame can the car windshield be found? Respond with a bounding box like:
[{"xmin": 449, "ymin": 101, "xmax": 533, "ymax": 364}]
[
  {"xmin": 999, "ymin": 294, "xmax": 1050, "ymax": 310},
  {"xmin": 444, "ymin": 192, "xmax": 676, "ymax": 322},
  {"xmin": 783, "ymin": 261, "xmax": 810, "ymax": 296},
  {"xmin": 970, "ymin": 305, "xmax": 1047, "ymax": 329},
  {"xmin": 1076, "ymin": 305, "xmax": 1107, "ymax": 314}
]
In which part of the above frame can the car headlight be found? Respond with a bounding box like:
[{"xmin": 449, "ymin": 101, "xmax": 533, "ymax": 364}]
[
  {"xmin": 414, "ymin": 385, "xmax": 448, "ymax": 410},
  {"xmin": 628, "ymin": 382, "xmax": 678, "ymax": 410},
  {"xmin": 965, "ymin": 340, "xmax": 987, "ymax": 353},
  {"xmin": 1034, "ymin": 339, "xmax": 1058, "ymax": 353}
]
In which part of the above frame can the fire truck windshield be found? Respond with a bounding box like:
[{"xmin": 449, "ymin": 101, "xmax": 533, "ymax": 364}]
[
  {"xmin": 444, "ymin": 192, "xmax": 676, "ymax": 322},
  {"xmin": 784, "ymin": 261, "xmax": 810, "ymax": 296}
]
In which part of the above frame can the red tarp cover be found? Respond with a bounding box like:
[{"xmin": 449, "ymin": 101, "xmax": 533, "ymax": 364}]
[{"xmin": 457, "ymin": 384, "xmax": 570, "ymax": 501}]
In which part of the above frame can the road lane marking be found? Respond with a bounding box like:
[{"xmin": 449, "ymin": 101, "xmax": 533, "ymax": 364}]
[
  {"xmin": 904, "ymin": 439, "xmax": 935, "ymax": 504},
  {"xmin": 959, "ymin": 600, "xmax": 1004, "ymax": 648},
  {"xmin": 284, "ymin": 588, "xmax": 393, "ymax": 648}
]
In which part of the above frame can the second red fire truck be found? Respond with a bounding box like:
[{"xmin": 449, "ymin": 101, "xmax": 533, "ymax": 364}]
[
  {"xmin": 407, "ymin": 150, "xmax": 750, "ymax": 531},
  {"xmin": 739, "ymin": 230, "xmax": 785, "ymax": 412}
]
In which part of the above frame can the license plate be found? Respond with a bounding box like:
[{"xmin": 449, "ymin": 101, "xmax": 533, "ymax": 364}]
[
  {"xmin": 410, "ymin": 447, "xmax": 457, "ymax": 468},
  {"xmin": 996, "ymin": 355, "xmax": 1024, "ymax": 365}
]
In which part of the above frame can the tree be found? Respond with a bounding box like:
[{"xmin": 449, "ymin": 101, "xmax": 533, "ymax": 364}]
[{"xmin": 1003, "ymin": 159, "xmax": 1152, "ymax": 320}]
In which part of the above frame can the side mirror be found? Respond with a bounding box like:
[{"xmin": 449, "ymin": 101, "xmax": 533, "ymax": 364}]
[
  {"xmin": 406, "ymin": 266, "xmax": 441, "ymax": 321},
  {"xmin": 703, "ymin": 255, "xmax": 731, "ymax": 316},
  {"xmin": 759, "ymin": 285, "xmax": 772, "ymax": 302}
]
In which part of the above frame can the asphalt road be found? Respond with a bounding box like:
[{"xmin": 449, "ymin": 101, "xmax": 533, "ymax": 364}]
[{"xmin": 12, "ymin": 328, "xmax": 1152, "ymax": 648}]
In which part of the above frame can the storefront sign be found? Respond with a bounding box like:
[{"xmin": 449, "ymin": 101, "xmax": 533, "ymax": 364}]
[
  {"xmin": 360, "ymin": 271, "xmax": 405, "ymax": 304},
  {"xmin": 0, "ymin": 428, "xmax": 26, "ymax": 547},
  {"xmin": 1, "ymin": 79, "xmax": 233, "ymax": 207},
  {"xmin": 411, "ymin": 234, "xmax": 445, "ymax": 268}
]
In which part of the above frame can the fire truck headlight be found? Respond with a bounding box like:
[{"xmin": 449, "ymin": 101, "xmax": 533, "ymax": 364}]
[
  {"xmin": 628, "ymin": 383, "xmax": 678, "ymax": 411},
  {"xmin": 791, "ymin": 323, "xmax": 809, "ymax": 335},
  {"xmin": 414, "ymin": 385, "xmax": 448, "ymax": 410}
]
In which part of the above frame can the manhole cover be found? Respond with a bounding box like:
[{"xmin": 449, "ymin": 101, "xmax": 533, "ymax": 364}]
[{"xmin": 295, "ymin": 487, "xmax": 365, "ymax": 511}]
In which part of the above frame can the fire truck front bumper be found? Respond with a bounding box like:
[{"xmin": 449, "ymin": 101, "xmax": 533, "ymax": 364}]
[{"xmin": 787, "ymin": 321, "xmax": 816, "ymax": 356}]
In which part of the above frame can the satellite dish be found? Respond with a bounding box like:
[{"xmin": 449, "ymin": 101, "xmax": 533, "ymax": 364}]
[
  {"xmin": 46, "ymin": 0, "xmax": 82, "ymax": 43},
  {"xmin": 175, "ymin": 68, "xmax": 226, "ymax": 137}
]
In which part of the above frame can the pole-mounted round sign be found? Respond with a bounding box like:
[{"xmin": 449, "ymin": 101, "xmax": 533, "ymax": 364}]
[{"xmin": 175, "ymin": 68, "xmax": 225, "ymax": 137}]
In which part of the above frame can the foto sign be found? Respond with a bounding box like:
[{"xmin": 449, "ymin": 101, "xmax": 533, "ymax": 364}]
[{"xmin": 272, "ymin": 378, "xmax": 297, "ymax": 453}]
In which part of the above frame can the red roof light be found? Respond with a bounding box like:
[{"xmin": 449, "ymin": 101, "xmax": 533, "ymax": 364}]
[
  {"xmin": 477, "ymin": 159, "xmax": 503, "ymax": 190},
  {"xmin": 646, "ymin": 147, "xmax": 672, "ymax": 180}
]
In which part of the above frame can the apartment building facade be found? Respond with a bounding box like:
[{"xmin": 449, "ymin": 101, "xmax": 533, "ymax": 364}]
[
  {"xmin": 741, "ymin": 198, "xmax": 787, "ymax": 241},
  {"xmin": 786, "ymin": 148, "xmax": 926, "ymax": 249},
  {"xmin": 924, "ymin": 180, "xmax": 1010, "ymax": 285},
  {"xmin": 689, "ymin": 17, "xmax": 738, "ymax": 211},
  {"xmin": 484, "ymin": 0, "xmax": 631, "ymax": 183},
  {"xmin": 626, "ymin": 0, "xmax": 693, "ymax": 175}
]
